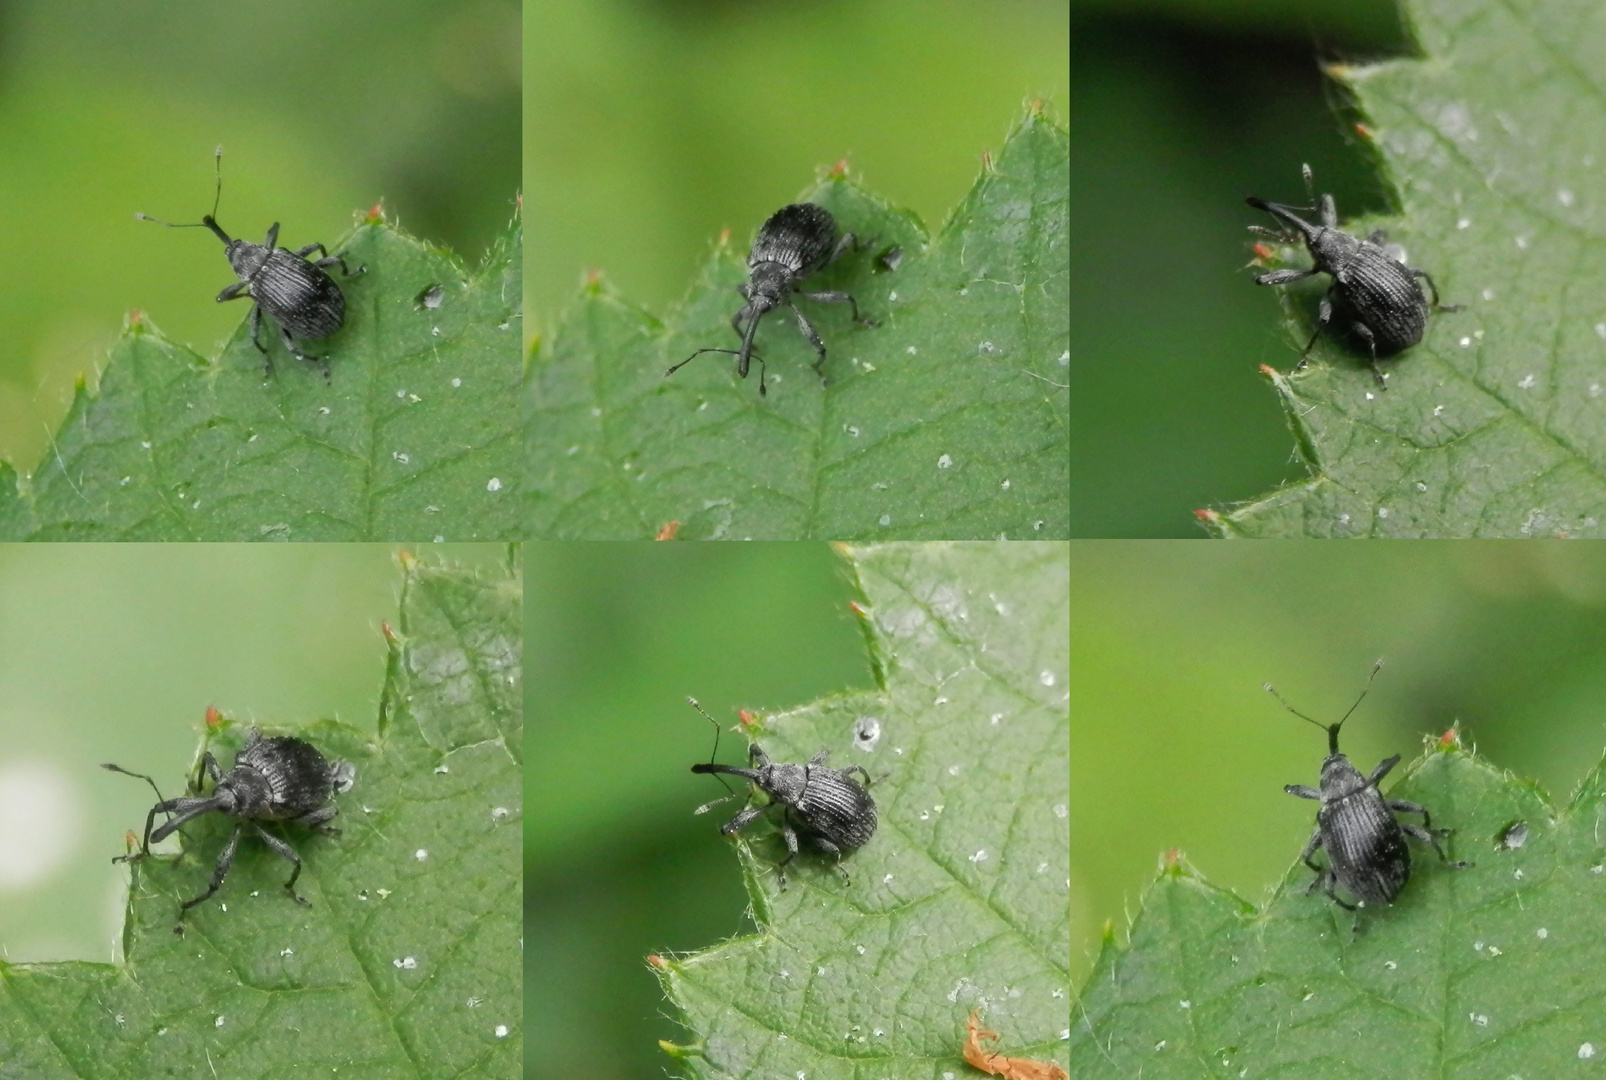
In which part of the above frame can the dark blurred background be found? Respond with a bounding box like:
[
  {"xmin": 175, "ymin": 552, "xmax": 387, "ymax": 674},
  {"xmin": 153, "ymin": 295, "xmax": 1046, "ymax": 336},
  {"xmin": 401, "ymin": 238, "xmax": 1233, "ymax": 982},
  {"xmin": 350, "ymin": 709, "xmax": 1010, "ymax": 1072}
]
[
  {"xmin": 526, "ymin": 544, "xmax": 877, "ymax": 1079},
  {"xmin": 1073, "ymin": 543, "xmax": 1606, "ymax": 989},
  {"xmin": 524, "ymin": 0, "xmax": 1071, "ymax": 352},
  {"xmin": 0, "ymin": 0, "xmax": 519, "ymax": 475},
  {"xmin": 1072, "ymin": 0, "xmax": 1416, "ymax": 536}
]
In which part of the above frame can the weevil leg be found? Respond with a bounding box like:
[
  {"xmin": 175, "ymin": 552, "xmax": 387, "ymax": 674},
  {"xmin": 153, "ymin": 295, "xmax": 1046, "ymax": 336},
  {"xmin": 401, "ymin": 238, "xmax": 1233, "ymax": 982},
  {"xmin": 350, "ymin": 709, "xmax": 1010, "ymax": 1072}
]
[
  {"xmin": 843, "ymin": 765, "xmax": 874, "ymax": 787},
  {"xmin": 807, "ymin": 749, "xmax": 831, "ymax": 766},
  {"xmin": 1352, "ymin": 321, "xmax": 1387, "ymax": 388},
  {"xmin": 1385, "ymin": 797, "xmax": 1430, "ymax": 826},
  {"xmin": 1393, "ymin": 810, "xmax": 1473, "ymax": 868},
  {"xmin": 798, "ymin": 288, "xmax": 875, "ymax": 328},
  {"xmin": 814, "ymin": 836, "xmax": 852, "ymax": 884},
  {"xmin": 776, "ymin": 819, "xmax": 801, "ymax": 890},
  {"xmin": 263, "ymin": 222, "xmax": 281, "ymax": 249},
  {"xmin": 1366, "ymin": 755, "xmax": 1402, "ymax": 788},
  {"xmin": 216, "ymin": 281, "xmax": 250, "ymax": 304},
  {"xmin": 1285, "ymin": 784, "xmax": 1322, "ymax": 800},
  {"xmin": 312, "ymin": 254, "xmax": 362, "ymax": 276},
  {"xmin": 1323, "ymin": 873, "xmax": 1358, "ymax": 911},
  {"xmin": 1366, "ymin": 229, "xmax": 1389, "ymax": 245},
  {"xmin": 786, "ymin": 302, "xmax": 829, "ymax": 375},
  {"xmin": 1299, "ymin": 828, "xmax": 1325, "ymax": 876},
  {"xmin": 251, "ymin": 823, "xmax": 311, "ymax": 905},
  {"xmin": 306, "ymin": 248, "xmax": 365, "ymax": 277},
  {"xmin": 101, "ymin": 764, "xmax": 174, "ymax": 859},
  {"xmin": 278, "ymin": 325, "xmax": 332, "ymax": 383},
  {"xmin": 113, "ymin": 796, "xmax": 182, "ymax": 863},
  {"xmin": 1411, "ymin": 268, "xmax": 1463, "ymax": 312},
  {"xmin": 189, "ymin": 751, "xmax": 223, "ymax": 796},
  {"xmin": 176, "ymin": 820, "xmax": 244, "ymax": 930},
  {"xmin": 1294, "ymin": 289, "xmax": 1335, "ymax": 369},
  {"xmin": 295, "ymin": 805, "xmax": 340, "ymax": 837},
  {"xmin": 1253, "ymin": 268, "xmax": 1318, "ymax": 287},
  {"xmin": 719, "ymin": 803, "xmax": 767, "ymax": 837}
]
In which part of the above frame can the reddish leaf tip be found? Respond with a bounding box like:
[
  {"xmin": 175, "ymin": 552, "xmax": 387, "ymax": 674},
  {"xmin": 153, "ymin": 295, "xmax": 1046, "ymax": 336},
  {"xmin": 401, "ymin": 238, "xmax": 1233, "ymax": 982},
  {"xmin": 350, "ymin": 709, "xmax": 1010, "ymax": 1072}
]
[
  {"xmin": 204, "ymin": 705, "xmax": 223, "ymax": 730},
  {"xmin": 654, "ymin": 521, "xmax": 680, "ymax": 540}
]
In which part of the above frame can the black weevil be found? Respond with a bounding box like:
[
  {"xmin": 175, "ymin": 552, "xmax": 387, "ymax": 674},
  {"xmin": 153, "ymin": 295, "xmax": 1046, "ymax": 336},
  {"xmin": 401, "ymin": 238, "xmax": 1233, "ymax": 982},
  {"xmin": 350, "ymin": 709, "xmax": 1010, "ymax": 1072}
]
[
  {"xmin": 1246, "ymin": 164, "xmax": 1460, "ymax": 388},
  {"xmin": 666, "ymin": 203, "xmax": 877, "ymax": 397},
  {"xmin": 1267, "ymin": 661, "xmax": 1469, "ymax": 911},
  {"xmin": 105, "ymin": 727, "xmax": 354, "ymax": 933},
  {"xmin": 686, "ymin": 698, "xmax": 877, "ymax": 887},
  {"xmin": 137, "ymin": 147, "xmax": 364, "ymax": 381}
]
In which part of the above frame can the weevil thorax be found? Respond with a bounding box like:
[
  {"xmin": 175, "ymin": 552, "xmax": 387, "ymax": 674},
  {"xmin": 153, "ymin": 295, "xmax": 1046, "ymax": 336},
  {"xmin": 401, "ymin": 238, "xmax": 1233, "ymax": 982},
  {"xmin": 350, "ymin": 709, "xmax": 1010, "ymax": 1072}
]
[
  {"xmin": 759, "ymin": 760, "xmax": 808, "ymax": 805},
  {"xmin": 214, "ymin": 766, "xmax": 273, "ymax": 817},
  {"xmin": 1306, "ymin": 225, "xmax": 1361, "ymax": 277},
  {"xmin": 225, "ymin": 237, "xmax": 270, "ymax": 281},
  {"xmin": 741, "ymin": 262, "xmax": 791, "ymax": 314},
  {"xmin": 1318, "ymin": 751, "xmax": 1367, "ymax": 797}
]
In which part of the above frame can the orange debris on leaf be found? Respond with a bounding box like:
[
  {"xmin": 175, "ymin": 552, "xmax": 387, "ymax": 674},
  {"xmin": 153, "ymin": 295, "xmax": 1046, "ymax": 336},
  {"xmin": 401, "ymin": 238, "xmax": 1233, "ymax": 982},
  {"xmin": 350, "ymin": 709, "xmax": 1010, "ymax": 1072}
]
[{"xmin": 962, "ymin": 1011, "xmax": 1067, "ymax": 1080}]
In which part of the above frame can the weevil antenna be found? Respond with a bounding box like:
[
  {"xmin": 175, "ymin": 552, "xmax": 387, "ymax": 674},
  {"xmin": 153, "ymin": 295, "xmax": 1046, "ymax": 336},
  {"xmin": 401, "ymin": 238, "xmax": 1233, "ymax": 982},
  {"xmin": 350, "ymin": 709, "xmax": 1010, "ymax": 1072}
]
[
  {"xmin": 686, "ymin": 697, "xmax": 737, "ymax": 798},
  {"xmin": 1336, "ymin": 659, "xmax": 1386, "ymax": 731},
  {"xmin": 1265, "ymin": 658, "xmax": 1384, "ymax": 755},
  {"xmin": 209, "ymin": 144, "xmax": 224, "ymax": 221},
  {"xmin": 134, "ymin": 147, "xmax": 231, "ymax": 242},
  {"xmin": 101, "ymin": 762, "xmax": 168, "ymax": 805}
]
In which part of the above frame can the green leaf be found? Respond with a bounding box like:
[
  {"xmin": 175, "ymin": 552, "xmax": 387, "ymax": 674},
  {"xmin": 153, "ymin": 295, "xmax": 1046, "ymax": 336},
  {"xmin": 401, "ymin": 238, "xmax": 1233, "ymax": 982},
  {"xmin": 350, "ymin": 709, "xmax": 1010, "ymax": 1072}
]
[
  {"xmin": 0, "ymin": 553, "xmax": 523, "ymax": 1078},
  {"xmin": 0, "ymin": 213, "xmax": 522, "ymax": 541},
  {"xmin": 656, "ymin": 542, "xmax": 1069, "ymax": 1076},
  {"xmin": 525, "ymin": 110, "xmax": 1069, "ymax": 540},
  {"xmin": 1212, "ymin": 0, "xmax": 1606, "ymax": 537},
  {"xmin": 1072, "ymin": 737, "xmax": 1606, "ymax": 1078}
]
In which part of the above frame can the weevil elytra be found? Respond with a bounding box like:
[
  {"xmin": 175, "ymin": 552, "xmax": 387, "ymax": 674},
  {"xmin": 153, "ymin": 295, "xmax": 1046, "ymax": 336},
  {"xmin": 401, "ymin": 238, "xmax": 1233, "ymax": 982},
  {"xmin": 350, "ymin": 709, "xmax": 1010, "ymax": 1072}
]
[
  {"xmin": 1246, "ymin": 164, "xmax": 1461, "ymax": 388},
  {"xmin": 136, "ymin": 147, "xmax": 364, "ymax": 381},
  {"xmin": 1267, "ymin": 661, "xmax": 1469, "ymax": 910},
  {"xmin": 685, "ymin": 697, "xmax": 878, "ymax": 888},
  {"xmin": 104, "ymin": 727, "xmax": 354, "ymax": 934},
  {"xmin": 665, "ymin": 203, "xmax": 877, "ymax": 397}
]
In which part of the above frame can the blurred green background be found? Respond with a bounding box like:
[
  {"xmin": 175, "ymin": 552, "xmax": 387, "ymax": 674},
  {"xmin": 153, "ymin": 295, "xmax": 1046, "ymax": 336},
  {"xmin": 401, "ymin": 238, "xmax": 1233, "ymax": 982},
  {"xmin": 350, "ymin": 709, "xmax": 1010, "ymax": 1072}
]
[
  {"xmin": 526, "ymin": 543, "xmax": 877, "ymax": 1079},
  {"xmin": 1072, "ymin": 0, "xmax": 1424, "ymax": 535},
  {"xmin": 523, "ymin": 0, "xmax": 1070, "ymax": 350},
  {"xmin": 0, "ymin": 543, "xmax": 506, "ymax": 965},
  {"xmin": 0, "ymin": 0, "xmax": 519, "ymax": 475},
  {"xmin": 1073, "ymin": 542, "xmax": 1606, "ymax": 990}
]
